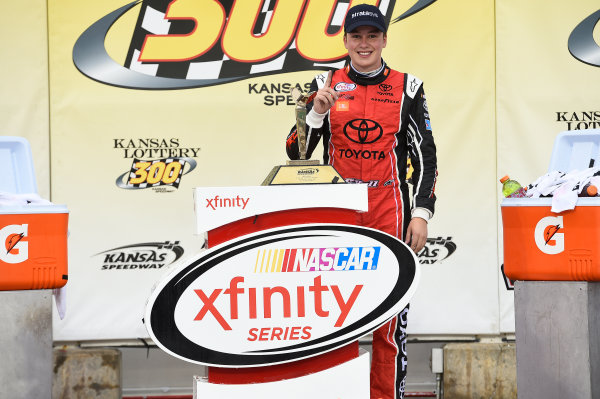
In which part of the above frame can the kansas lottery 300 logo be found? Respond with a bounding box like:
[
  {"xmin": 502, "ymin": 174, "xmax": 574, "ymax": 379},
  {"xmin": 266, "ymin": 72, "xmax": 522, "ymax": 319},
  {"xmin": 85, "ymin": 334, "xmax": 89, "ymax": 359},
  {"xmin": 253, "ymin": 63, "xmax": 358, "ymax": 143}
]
[
  {"xmin": 116, "ymin": 157, "xmax": 197, "ymax": 191},
  {"xmin": 73, "ymin": 0, "xmax": 437, "ymax": 90},
  {"xmin": 113, "ymin": 138, "xmax": 199, "ymax": 191}
]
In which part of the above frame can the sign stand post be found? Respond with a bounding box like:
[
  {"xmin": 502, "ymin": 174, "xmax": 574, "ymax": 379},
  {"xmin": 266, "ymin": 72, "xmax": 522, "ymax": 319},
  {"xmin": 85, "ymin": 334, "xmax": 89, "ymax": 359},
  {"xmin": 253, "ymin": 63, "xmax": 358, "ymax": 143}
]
[
  {"xmin": 145, "ymin": 181, "xmax": 419, "ymax": 399},
  {"xmin": 196, "ymin": 183, "xmax": 370, "ymax": 398}
]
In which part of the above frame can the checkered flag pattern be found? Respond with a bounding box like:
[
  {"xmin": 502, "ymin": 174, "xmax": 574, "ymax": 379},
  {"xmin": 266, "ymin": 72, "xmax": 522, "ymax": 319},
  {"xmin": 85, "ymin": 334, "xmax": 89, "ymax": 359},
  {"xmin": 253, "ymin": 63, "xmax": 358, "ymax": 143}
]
[
  {"xmin": 125, "ymin": 0, "xmax": 396, "ymax": 83},
  {"xmin": 127, "ymin": 158, "xmax": 187, "ymax": 189}
]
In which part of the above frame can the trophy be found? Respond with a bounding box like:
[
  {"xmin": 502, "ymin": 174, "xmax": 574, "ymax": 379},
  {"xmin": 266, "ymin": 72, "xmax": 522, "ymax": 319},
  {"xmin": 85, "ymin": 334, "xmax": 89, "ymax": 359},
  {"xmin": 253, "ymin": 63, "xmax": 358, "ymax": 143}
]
[
  {"xmin": 262, "ymin": 76, "xmax": 345, "ymax": 186},
  {"xmin": 289, "ymin": 87, "xmax": 318, "ymax": 163}
]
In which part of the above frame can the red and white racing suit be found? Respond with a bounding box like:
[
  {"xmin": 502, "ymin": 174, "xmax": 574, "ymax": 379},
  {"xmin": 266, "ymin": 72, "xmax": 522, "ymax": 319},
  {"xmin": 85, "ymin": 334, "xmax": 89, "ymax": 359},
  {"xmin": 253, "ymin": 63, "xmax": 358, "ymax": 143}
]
[{"xmin": 286, "ymin": 62, "xmax": 437, "ymax": 399}]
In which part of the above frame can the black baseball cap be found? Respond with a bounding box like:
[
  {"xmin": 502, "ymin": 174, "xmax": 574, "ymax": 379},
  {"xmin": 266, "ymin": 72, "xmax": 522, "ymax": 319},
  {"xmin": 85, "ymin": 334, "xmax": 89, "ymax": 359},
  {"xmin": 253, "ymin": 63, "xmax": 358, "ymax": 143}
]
[{"xmin": 344, "ymin": 4, "xmax": 387, "ymax": 33}]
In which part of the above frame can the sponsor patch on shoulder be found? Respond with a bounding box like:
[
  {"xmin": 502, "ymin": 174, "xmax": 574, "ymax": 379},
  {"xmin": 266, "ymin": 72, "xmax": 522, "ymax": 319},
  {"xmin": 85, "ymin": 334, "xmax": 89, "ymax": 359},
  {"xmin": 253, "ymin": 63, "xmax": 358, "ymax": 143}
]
[
  {"xmin": 334, "ymin": 82, "xmax": 357, "ymax": 92},
  {"xmin": 425, "ymin": 119, "xmax": 432, "ymax": 130}
]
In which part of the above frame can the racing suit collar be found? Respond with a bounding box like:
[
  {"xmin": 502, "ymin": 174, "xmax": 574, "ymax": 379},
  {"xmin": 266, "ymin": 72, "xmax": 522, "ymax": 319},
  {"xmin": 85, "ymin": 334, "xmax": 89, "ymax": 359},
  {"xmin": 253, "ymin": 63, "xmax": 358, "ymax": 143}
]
[{"xmin": 345, "ymin": 58, "xmax": 390, "ymax": 86}]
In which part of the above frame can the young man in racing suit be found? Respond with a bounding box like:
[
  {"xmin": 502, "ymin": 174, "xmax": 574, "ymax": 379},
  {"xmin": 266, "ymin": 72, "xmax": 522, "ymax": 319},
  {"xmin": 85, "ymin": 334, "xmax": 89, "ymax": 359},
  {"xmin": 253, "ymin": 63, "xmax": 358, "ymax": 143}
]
[{"xmin": 285, "ymin": 4, "xmax": 437, "ymax": 399}]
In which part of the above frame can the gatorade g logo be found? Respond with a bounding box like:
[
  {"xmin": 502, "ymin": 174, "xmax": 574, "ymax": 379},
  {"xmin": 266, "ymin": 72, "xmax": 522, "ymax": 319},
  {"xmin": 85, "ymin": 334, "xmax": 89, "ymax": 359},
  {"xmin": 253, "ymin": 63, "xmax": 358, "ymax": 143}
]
[
  {"xmin": 72, "ymin": 0, "xmax": 438, "ymax": 89},
  {"xmin": 534, "ymin": 216, "xmax": 564, "ymax": 255},
  {"xmin": 343, "ymin": 119, "xmax": 383, "ymax": 144},
  {"xmin": 0, "ymin": 224, "xmax": 29, "ymax": 264}
]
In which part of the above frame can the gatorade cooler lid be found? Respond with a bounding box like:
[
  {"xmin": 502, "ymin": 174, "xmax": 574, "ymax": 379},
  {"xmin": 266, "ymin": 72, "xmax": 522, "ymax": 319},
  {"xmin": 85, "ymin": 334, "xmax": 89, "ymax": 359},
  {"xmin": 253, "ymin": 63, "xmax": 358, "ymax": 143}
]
[
  {"xmin": 501, "ymin": 197, "xmax": 600, "ymax": 207},
  {"xmin": 0, "ymin": 136, "xmax": 37, "ymax": 194},
  {"xmin": 0, "ymin": 204, "xmax": 69, "ymax": 215}
]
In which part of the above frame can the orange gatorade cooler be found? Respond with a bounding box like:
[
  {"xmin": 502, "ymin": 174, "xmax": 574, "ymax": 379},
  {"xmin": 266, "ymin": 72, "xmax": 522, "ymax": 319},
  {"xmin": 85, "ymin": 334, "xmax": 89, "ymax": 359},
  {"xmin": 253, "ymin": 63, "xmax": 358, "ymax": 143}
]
[
  {"xmin": 502, "ymin": 198, "xmax": 600, "ymax": 281},
  {"xmin": 501, "ymin": 129, "xmax": 600, "ymax": 281},
  {"xmin": 0, "ymin": 206, "xmax": 69, "ymax": 290},
  {"xmin": 1, "ymin": 136, "xmax": 69, "ymax": 290}
]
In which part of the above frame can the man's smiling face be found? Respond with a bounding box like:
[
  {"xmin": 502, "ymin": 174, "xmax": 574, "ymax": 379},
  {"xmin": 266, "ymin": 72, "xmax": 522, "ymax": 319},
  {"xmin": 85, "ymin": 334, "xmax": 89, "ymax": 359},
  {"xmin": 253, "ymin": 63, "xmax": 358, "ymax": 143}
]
[{"xmin": 344, "ymin": 26, "xmax": 387, "ymax": 73}]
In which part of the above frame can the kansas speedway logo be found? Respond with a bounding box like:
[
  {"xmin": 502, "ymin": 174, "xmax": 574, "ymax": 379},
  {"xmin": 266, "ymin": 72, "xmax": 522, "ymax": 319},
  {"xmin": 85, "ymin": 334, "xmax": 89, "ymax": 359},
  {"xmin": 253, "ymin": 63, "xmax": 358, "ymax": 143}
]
[
  {"xmin": 568, "ymin": 9, "xmax": 600, "ymax": 67},
  {"xmin": 73, "ymin": 0, "xmax": 437, "ymax": 90},
  {"xmin": 97, "ymin": 241, "xmax": 184, "ymax": 271},
  {"xmin": 418, "ymin": 236, "xmax": 457, "ymax": 265}
]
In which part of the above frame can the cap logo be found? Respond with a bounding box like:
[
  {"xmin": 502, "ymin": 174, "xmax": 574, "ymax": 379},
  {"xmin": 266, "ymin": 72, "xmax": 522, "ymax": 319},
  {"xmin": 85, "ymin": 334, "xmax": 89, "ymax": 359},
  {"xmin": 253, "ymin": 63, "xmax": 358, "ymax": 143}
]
[{"xmin": 352, "ymin": 11, "xmax": 379, "ymax": 18}]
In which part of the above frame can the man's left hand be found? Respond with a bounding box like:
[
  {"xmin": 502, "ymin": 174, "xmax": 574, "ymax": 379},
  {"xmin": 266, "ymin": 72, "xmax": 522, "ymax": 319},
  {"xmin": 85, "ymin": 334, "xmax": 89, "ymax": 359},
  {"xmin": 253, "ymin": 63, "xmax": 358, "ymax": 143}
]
[{"xmin": 405, "ymin": 217, "xmax": 428, "ymax": 254}]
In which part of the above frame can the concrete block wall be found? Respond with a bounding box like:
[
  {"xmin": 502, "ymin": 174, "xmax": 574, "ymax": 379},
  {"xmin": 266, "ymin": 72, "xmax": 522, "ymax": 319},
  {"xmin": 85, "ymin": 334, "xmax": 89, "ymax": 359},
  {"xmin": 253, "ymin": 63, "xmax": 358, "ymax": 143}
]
[
  {"xmin": 50, "ymin": 343, "xmax": 518, "ymax": 398},
  {"xmin": 443, "ymin": 342, "xmax": 517, "ymax": 399},
  {"xmin": 53, "ymin": 347, "xmax": 121, "ymax": 399},
  {"xmin": 0, "ymin": 291, "xmax": 53, "ymax": 399}
]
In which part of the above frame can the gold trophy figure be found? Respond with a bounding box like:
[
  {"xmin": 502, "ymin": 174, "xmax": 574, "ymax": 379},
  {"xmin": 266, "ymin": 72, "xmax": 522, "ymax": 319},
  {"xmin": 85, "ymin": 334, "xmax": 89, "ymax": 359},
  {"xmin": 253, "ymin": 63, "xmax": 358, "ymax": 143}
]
[
  {"xmin": 262, "ymin": 73, "xmax": 345, "ymax": 185},
  {"xmin": 290, "ymin": 87, "xmax": 318, "ymax": 163}
]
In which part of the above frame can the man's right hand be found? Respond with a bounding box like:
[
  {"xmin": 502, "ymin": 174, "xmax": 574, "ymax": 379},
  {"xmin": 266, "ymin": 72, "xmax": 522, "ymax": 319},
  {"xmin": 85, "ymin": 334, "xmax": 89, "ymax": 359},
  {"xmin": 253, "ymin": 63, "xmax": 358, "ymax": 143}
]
[{"xmin": 312, "ymin": 71, "xmax": 338, "ymax": 114}]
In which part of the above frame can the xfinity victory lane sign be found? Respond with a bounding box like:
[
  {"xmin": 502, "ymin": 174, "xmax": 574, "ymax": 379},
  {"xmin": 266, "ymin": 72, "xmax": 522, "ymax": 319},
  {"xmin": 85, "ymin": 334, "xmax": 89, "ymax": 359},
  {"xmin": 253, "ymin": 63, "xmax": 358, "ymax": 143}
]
[{"xmin": 145, "ymin": 224, "xmax": 419, "ymax": 367}]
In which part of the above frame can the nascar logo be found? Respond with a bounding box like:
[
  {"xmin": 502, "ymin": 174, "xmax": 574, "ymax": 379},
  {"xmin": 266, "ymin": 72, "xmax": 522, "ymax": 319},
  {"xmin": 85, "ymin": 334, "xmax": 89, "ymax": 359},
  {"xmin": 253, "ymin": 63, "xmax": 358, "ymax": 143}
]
[
  {"xmin": 334, "ymin": 82, "xmax": 358, "ymax": 92},
  {"xmin": 145, "ymin": 224, "xmax": 418, "ymax": 367},
  {"xmin": 73, "ymin": 0, "xmax": 437, "ymax": 89},
  {"xmin": 254, "ymin": 247, "xmax": 380, "ymax": 272}
]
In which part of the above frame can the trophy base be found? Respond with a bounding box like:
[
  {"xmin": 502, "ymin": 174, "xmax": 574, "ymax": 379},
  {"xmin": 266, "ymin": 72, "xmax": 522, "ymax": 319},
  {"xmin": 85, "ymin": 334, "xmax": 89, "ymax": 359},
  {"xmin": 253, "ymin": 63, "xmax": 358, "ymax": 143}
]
[{"xmin": 261, "ymin": 161, "xmax": 346, "ymax": 185}]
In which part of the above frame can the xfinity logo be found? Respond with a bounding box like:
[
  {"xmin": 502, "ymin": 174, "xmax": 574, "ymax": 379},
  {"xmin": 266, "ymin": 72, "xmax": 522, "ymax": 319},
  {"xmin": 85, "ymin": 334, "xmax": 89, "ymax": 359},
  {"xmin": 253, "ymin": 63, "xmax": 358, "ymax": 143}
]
[
  {"xmin": 0, "ymin": 224, "xmax": 28, "ymax": 264},
  {"xmin": 568, "ymin": 9, "xmax": 600, "ymax": 67},
  {"xmin": 194, "ymin": 275, "xmax": 362, "ymax": 331},
  {"xmin": 205, "ymin": 195, "xmax": 250, "ymax": 210}
]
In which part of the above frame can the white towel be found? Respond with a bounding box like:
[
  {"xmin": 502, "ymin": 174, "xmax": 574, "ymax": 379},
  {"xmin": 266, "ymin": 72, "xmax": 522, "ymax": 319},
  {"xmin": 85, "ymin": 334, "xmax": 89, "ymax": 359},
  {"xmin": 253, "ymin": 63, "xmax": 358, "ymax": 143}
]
[
  {"xmin": 53, "ymin": 286, "xmax": 67, "ymax": 320},
  {"xmin": 527, "ymin": 170, "xmax": 566, "ymax": 198},
  {"xmin": 551, "ymin": 182, "xmax": 579, "ymax": 213},
  {"xmin": 0, "ymin": 191, "xmax": 53, "ymax": 206},
  {"xmin": 525, "ymin": 168, "xmax": 600, "ymax": 213}
]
